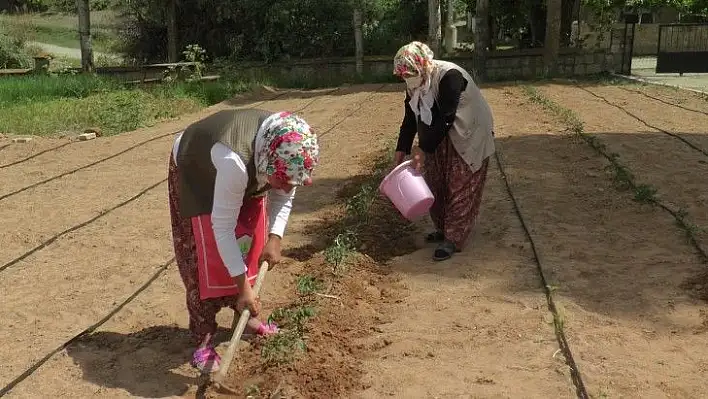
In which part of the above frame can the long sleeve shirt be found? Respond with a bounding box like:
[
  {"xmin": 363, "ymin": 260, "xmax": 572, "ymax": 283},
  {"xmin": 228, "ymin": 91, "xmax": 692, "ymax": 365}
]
[
  {"xmin": 396, "ymin": 68, "xmax": 468, "ymax": 155},
  {"xmin": 172, "ymin": 132, "xmax": 294, "ymax": 277}
]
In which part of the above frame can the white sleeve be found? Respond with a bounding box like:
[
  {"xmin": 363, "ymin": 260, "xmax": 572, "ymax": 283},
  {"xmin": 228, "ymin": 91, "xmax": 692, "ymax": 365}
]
[
  {"xmin": 267, "ymin": 187, "xmax": 296, "ymax": 238},
  {"xmin": 210, "ymin": 143, "xmax": 248, "ymax": 277}
]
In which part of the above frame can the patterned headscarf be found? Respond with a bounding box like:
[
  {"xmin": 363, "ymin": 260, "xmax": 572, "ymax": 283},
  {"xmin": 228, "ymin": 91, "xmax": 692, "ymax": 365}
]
[
  {"xmin": 393, "ymin": 41, "xmax": 435, "ymax": 79},
  {"xmin": 255, "ymin": 112, "xmax": 319, "ymax": 187},
  {"xmin": 393, "ymin": 41, "xmax": 437, "ymax": 125}
]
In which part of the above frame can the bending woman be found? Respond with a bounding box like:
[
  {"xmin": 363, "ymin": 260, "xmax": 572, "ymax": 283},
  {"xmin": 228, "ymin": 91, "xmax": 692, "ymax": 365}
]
[
  {"xmin": 168, "ymin": 109, "xmax": 319, "ymax": 372},
  {"xmin": 393, "ymin": 41, "xmax": 495, "ymax": 262}
]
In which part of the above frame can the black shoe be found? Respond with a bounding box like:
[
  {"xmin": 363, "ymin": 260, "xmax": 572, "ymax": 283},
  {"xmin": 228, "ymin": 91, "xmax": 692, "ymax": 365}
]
[
  {"xmin": 433, "ymin": 240, "xmax": 458, "ymax": 261},
  {"xmin": 425, "ymin": 231, "xmax": 445, "ymax": 243}
]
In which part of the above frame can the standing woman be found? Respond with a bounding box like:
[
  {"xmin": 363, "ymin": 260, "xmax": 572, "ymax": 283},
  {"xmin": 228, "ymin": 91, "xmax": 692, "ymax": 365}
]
[
  {"xmin": 392, "ymin": 41, "xmax": 495, "ymax": 262},
  {"xmin": 168, "ymin": 108, "xmax": 319, "ymax": 373}
]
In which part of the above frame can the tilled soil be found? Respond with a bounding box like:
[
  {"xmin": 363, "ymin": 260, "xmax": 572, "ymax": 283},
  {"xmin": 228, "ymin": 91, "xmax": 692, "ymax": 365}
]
[{"xmin": 3, "ymin": 81, "xmax": 708, "ymax": 399}]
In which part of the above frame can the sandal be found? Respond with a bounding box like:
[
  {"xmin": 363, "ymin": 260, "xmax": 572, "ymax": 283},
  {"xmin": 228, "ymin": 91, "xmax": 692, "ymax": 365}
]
[
  {"xmin": 241, "ymin": 321, "xmax": 279, "ymax": 341},
  {"xmin": 425, "ymin": 231, "xmax": 445, "ymax": 243},
  {"xmin": 191, "ymin": 346, "xmax": 221, "ymax": 373},
  {"xmin": 433, "ymin": 240, "xmax": 459, "ymax": 262}
]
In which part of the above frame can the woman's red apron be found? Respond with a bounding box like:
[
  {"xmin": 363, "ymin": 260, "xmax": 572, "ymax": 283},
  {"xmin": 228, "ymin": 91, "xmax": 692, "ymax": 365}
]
[{"xmin": 191, "ymin": 196, "xmax": 267, "ymax": 300}]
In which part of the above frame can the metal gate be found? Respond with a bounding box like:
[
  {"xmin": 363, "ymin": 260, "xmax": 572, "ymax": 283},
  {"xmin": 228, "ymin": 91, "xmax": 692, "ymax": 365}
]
[
  {"xmin": 656, "ymin": 23, "xmax": 708, "ymax": 74},
  {"xmin": 611, "ymin": 16, "xmax": 637, "ymax": 75}
]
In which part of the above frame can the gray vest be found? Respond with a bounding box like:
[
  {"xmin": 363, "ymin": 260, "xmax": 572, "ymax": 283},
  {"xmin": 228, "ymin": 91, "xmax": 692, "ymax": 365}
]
[
  {"xmin": 427, "ymin": 60, "xmax": 495, "ymax": 173},
  {"xmin": 176, "ymin": 108, "xmax": 273, "ymax": 218}
]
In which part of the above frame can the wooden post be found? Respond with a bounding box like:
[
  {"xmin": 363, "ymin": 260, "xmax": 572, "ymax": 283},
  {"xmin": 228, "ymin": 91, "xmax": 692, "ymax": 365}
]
[
  {"xmin": 428, "ymin": 0, "xmax": 442, "ymax": 55},
  {"xmin": 444, "ymin": 0, "xmax": 456, "ymax": 54},
  {"xmin": 33, "ymin": 56, "xmax": 50, "ymax": 74},
  {"xmin": 473, "ymin": 0, "xmax": 490, "ymax": 82},
  {"xmin": 353, "ymin": 8, "xmax": 364, "ymax": 75},
  {"xmin": 167, "ymin": 0, "xmax": 179, "ymax": 62},
  {"xmin": 76, "ymin": 0, "xmax": 94, "ymax": 72},
  {"xmin": 543, "ymin": 0, "xmax": 562, "ymax": 76}
]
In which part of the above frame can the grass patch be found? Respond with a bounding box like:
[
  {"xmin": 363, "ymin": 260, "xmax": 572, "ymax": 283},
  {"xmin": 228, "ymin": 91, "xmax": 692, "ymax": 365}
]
[
  {"xmin": 0, "ymin": 12, "xmax": 117, "ymax": 53},
  {"xmin": 0, "ymin": 75, "xmax": 274, "ymax": 136},
  {"xmin": 0, "ymin": 65, "xmax": 398, "ymax": 137},
  {"xmin": 0, "ymin": 89, "xmax": 196, "ymax": 136},
  {"xmin": 522, "ymin": 84, "xmax": 708, "ymax": 261},
  {"xmin": 0, "ymin": 74, "xmax": 122, "ymax": 106}
]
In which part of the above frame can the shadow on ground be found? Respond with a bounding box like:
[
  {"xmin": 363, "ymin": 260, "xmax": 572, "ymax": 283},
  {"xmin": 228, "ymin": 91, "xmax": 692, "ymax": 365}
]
[
  {"xmin": 223, "ymin": 82, "xmax": 405, "ymax": 109},
  {"xmin": 494, "ymin": 131, "xmax": 708, "ymax": 319},
  {"xmin": 290, "ymin": 129, "xmax": 708, "ymax": 324},
  {"xmin": 65, "ymin": 325, "xmax": 231, "ymax": 398}
]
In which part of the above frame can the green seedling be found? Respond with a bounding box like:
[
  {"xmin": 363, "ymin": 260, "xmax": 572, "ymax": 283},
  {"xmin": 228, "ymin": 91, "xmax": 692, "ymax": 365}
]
[
  {"xmin": 324, "ymin": 230, "xmax": 358, "ymax": 275},
  {"xmin": 245, "ymin": 384, "xmax": 260, "ymax": 398},
  {"xmin": 346, "ymin": 184, "xmax": 376, "ymax": 223},
  {"xmin": 633, "ymin": 184, "xmax": 658, "ymax": 203},
  {"xmin": 297, "ymin": 275, "xmax": 324, "ymax": 295},
  {"xmin": 262, "ymin": 305, "xmax": 316, "ymax": 365}
]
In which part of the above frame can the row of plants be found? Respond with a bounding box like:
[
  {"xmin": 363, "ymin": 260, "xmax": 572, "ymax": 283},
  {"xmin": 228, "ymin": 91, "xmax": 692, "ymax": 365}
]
[
  {"xmin": 242, "ymin": 146, "xmax": 416, "ymax": 397},
  {"xmin": 522, "ymin": 83, "xmax": 707, "ymax": 264}
]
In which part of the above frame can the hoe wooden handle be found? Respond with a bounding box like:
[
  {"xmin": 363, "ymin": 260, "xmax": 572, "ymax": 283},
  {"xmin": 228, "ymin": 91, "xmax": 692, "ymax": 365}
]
[{"xmin": 213, "ymin": 261, "xmax": 269, "ymax": 384}]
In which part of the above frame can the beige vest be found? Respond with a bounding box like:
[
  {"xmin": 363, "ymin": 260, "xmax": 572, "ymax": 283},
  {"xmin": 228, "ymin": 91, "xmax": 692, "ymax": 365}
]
[
  {"xmin": 176, "ymin": 108, "xmax": 273, "ymax": 218},
  {"xmin": 428, "ymin": 60, "xmax": 495, "ymax": 173}
]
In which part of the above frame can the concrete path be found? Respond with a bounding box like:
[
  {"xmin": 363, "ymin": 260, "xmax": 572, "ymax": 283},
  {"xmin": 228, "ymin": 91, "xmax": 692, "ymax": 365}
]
[
  {"xmin": 631, "ymin": 56, "xmax": 708, "ymax": 93},
  {"xmin": 28, "ymin": 41, "xmax": 122, "ymax": 63}
]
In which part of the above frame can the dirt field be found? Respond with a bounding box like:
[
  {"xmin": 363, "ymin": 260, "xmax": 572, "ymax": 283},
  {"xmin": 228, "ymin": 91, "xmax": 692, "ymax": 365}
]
[{"xmin": 1, "ymin": 80, "xmax": 707, "ymax": 399}]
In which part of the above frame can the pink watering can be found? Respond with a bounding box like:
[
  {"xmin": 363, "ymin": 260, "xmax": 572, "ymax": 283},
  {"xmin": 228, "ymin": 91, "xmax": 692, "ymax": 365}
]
[{"xmin": 379, "ymin": 160, "xmax": 435, "ymax": 221}]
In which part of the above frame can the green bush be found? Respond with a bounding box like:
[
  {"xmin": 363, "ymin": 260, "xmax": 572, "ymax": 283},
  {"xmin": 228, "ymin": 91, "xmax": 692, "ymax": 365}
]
[
  {"xmin": 0, "ymin": 33, "xmax": 31, "ymax": 69},
  {"xmin": 114, "ymin": 0, "xmax": 429, "ymax": 63},
  {"xmin": 42, "ymin": 0, "xmax": 114, "ymax": 12}
]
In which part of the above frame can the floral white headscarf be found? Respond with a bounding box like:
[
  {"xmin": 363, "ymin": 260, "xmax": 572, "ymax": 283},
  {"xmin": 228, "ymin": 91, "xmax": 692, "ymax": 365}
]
[
  {"xmin": 393, "ymin": 41, "xmax": 436, "ymax": 125},
  {"xmin": 254, "ymin": 112, "xmax": 319, "ymax": 187}
]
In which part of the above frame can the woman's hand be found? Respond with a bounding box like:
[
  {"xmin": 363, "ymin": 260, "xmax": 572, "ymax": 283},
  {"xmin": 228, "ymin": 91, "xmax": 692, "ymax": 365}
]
[
  {"xmin": 411, "ymin": 147, "xmax": 425, "ymax": 172},
  {"xmin": 236, "ymin": 284, "xmax": 261, "ymax": 316},
  {"xmin": 394, "ymin": 151, "xmax": 406, "ymax": 166},
  {"xmin": 259, "ymin": 234, "xmax": 282, "ymax": 268}
]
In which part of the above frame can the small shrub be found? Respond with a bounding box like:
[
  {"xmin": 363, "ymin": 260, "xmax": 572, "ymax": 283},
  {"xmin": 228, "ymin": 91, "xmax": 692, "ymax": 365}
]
[
  {"xmin": 0, "ymin": 33, "xmax": 31, "ymax": 69},
  {"xmin": 345, "ymin": 184, "xmax": 376, "ymax": 223},
  {"xmin": 324, "ymin": 230, "xmax": 358, "ymax": 275},
  {"xmin": 262, "ymin": 304, "xmax": 316, "ymax": 365},
  {"xmin": 296, "ymin": 275, "xmax": 324, "ymax": 295}
]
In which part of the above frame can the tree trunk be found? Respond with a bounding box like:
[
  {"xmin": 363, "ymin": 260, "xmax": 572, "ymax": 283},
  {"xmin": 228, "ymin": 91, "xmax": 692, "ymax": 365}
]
[
  {"xmin": 543, "ymin": 0, "xmax": 562, "ymax": 76},
  {"xmin": 473, "ymin": 0, "xmax": 490, "ymax": 82},
  {"xmin": 444, "ymin": 0, "xmax": 456, "ymax": 54},
  {"xmin": 76, "ymin": 0, "xmax": 93, "ymax": 72},
  {"xmin": 353, "ymin": 8, "xmax": 363, "ymax": 75},
  {"xmin": 560, "ymin": 0, "xmax": 578, "ymax": 47},
  {"xmin": 427, "ymin": 0, "xmax": 441, "ymax": 55},
  {"xmin": 167, "ymin": 0, "xmax": 178, "ymax": 62}
]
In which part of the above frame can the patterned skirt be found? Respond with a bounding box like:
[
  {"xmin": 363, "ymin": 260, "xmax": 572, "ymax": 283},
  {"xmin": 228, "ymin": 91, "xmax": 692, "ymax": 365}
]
[
  {"xmin": 167, "ymin": 155, "xmax": 237, "ymax": 344},
  {"xmin": 423, "ymin": 135, "xmax": 490, "ymax": 249}
]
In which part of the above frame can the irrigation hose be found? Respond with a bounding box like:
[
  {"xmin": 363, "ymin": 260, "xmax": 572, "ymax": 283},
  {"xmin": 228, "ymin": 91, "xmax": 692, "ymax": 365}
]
[
  {"xmin": 0, "ymin": 257, "xmax": 175, "ymax": 397},
  {"xmin": 0, "ymin": 179, "xmax": 167, "ymax": 273},
  {"xmin": 0, "ymin": 86, "xmax": 354, "ymax": 275},
  {"xmin": 493, "ymin": 150, "xmax": 590, "ymax": 399},
  {"xmin": 577, "ymin": 86, "xmax": 708, "ymax": 158},
  {"xmin": 0, "ymin": 91, "xmax": 294, "ymax": 201},
  {"xmin": 0, "ymin": 90, "xmax": 290, "ymax": 171},
  {"xmin": 617, "ymin": 86, "xmax": 708, "ymax": 117},
  {"xmin": 0, "ymin": 84, "xmax": 386, "ymax": 395}
]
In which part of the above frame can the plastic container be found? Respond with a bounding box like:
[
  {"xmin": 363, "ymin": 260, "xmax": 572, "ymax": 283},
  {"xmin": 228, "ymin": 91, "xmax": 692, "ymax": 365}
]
[{"xmin": 379, "ymin": 160, "xmax": 435, "ymax": 221}]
